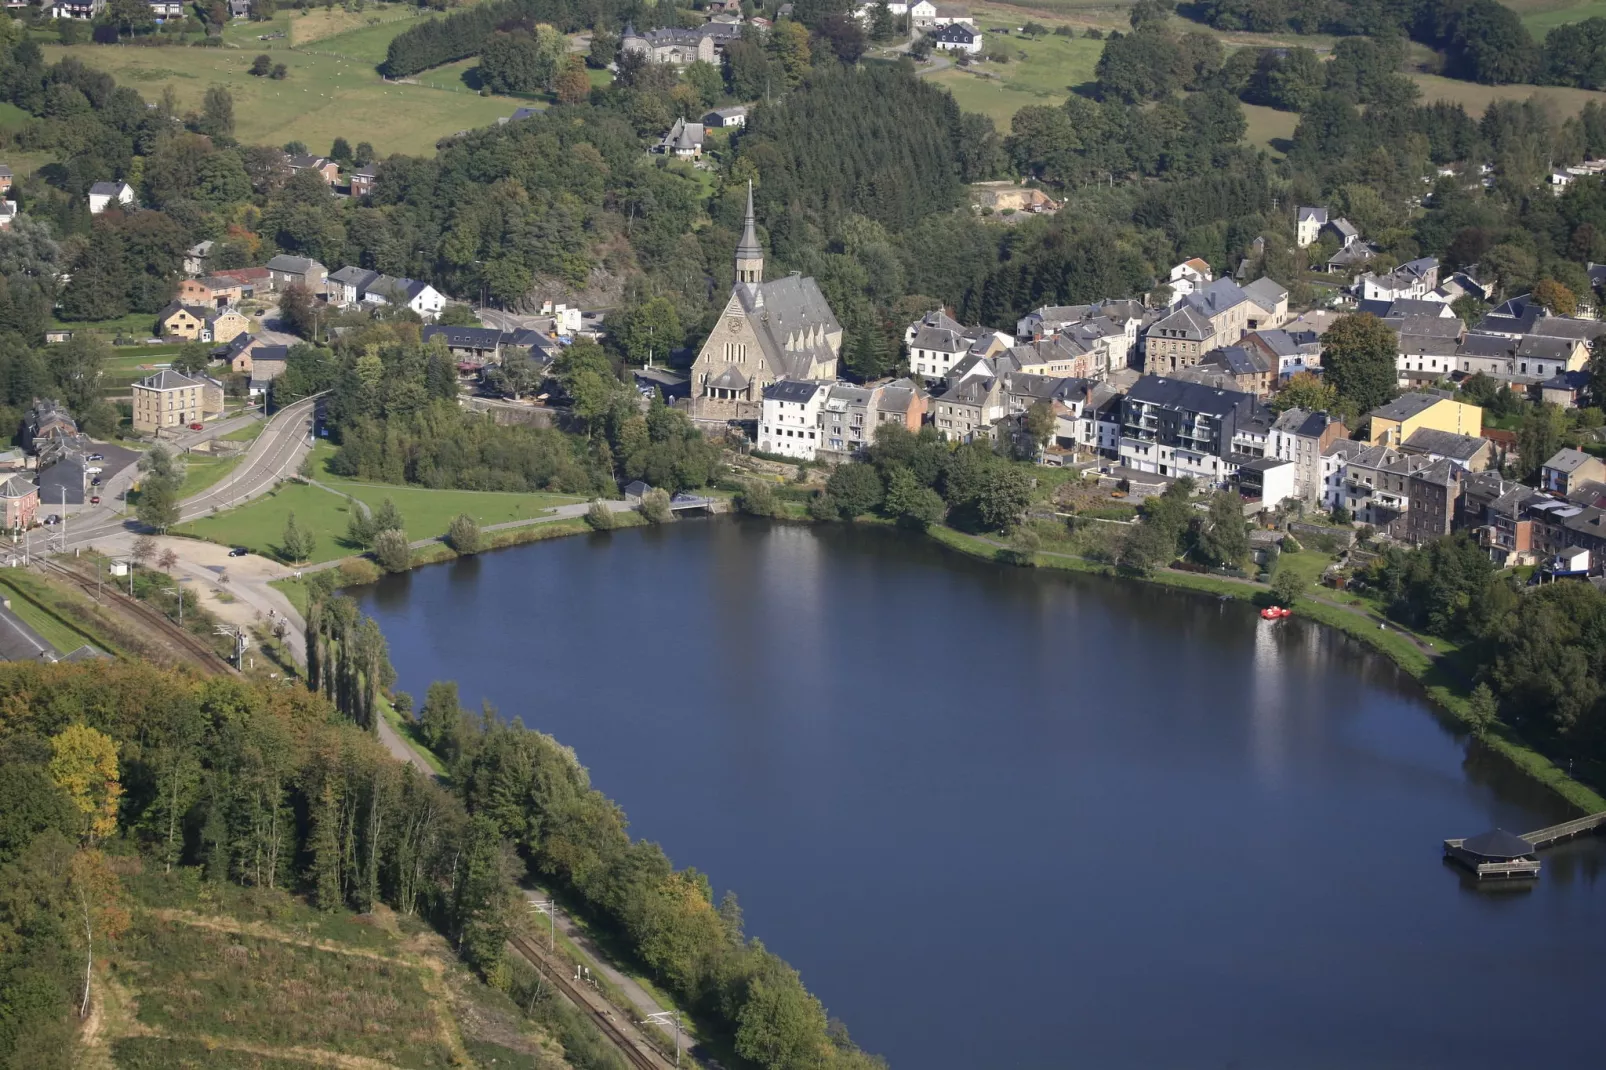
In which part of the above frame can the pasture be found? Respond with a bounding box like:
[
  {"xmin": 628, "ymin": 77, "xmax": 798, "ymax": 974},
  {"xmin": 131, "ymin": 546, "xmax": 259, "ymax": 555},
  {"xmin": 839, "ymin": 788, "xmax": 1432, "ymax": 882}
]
[
  {"xmin": 38, "ymin": 42, "xmax": 525, "ymax": 157},
  {"xmin": 1507, "ymin": 0, "xmax": 1606, "ymax": 36}
]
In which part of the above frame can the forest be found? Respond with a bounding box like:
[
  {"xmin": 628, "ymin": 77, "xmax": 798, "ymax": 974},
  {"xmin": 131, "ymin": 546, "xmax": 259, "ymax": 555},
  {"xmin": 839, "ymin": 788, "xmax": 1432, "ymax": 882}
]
[{"xmin": 0, "ymin": 635, "xmax": 883, "ymax": 1068}]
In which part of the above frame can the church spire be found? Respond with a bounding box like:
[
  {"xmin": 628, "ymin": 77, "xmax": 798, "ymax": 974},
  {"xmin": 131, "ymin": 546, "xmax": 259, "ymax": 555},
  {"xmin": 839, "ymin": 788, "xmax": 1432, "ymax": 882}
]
[{"xmin": 735, "ymin": 180, "xmax": 763, "ymax": 286}]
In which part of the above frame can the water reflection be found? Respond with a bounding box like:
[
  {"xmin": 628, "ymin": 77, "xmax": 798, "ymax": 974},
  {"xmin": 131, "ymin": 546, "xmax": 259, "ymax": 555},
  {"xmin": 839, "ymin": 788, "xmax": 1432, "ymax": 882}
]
[{"xmin": 355, "ymin": 518, "xmax": 1606, "ymax": 1070}]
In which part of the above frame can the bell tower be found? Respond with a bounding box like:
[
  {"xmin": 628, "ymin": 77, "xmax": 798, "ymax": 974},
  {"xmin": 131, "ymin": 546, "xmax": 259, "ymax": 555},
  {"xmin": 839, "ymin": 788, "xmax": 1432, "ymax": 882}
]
[{"xmin": 734, "ymin": 180, "xmax": 763, "ymax": 286}]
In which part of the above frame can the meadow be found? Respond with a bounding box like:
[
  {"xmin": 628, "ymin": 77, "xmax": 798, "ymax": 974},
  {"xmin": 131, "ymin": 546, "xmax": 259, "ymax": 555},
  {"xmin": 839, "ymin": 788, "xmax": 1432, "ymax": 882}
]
[
  {"xmin": 176, "ymin": 443, "xmax": 584, "ymax": 564},
  {"xmin": 37, "ymin": 39, "xmax": 525, "ymax": 158},
  {"xmin": 1408, "ymin": 72, "xmax": 1606, "ymax": 115},
  {"xmin": 1507, "ymin": 0, "xmax": 1606, "ymax": 36}
]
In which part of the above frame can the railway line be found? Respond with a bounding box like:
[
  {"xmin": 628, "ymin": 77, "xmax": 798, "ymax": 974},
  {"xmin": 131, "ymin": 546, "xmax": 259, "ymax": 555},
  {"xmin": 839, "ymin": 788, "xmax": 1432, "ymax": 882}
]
[
  {"xmin": 506, "ymin": 932, "xmax": 677, "ymax": 1070},
  {"xmin": 35, "ymin": 558, "xmax": 236, "ymax": 675}
]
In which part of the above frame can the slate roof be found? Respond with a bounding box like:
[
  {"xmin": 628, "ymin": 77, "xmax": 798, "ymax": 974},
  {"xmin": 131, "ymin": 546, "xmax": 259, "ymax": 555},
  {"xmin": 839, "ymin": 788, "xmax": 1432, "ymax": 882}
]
[
  {"xmin": 1126, "ymin": 375, "xmax": 1254, "ymax": 416},
  {"xmin": 762, "ymin": 380, "xmax": 825, "ymax": 403},
  {"xmin": 1367, "ymin": 391, "xmax": 1449, "ymax": 422},
  {"xmin": 733, "ymin": 272, "xmax": 841, "ymax": 382},
  {"xmin": 265, "ymin": 254, "xmax": 322, "ymax": 275},
  {"xmin": 1544, "ymin": 447, "xmax": 1596, "ymax": 473},
  {"xmin": 136, "ymin": 369, "xmax": 204, "ymax": 391},
  {"xmin": 88, "ymin": 181, "xmax": 127, "ymax": 196},
  {"xmin": 1297, "ymin": 206, "xmax": 1328, "ymax": 224},
  {"xmin": 933, "ymin": 22, "xmax": 978, "ymax": 42},
  {"xmin": 329, "ymin": 265, "xmax": 379, "ymax": 289},
  {"xmin": 421, "ymin": 325, "xmax": 503, "ymax": 349},
  {"xmin": 1241, "ymin": 277, "xmax": 1287, "ymax": 312},
  {"xmin": 1411, "ymin": 457, "xmax": 1461, "ymax": 487},
  {"xmin": 1401, "ymin": 428, "xmax": 1487, "ymax": 463},
  {"xmin": 0, "ymin": 475, "xmax": 35, "ymax": 499}
]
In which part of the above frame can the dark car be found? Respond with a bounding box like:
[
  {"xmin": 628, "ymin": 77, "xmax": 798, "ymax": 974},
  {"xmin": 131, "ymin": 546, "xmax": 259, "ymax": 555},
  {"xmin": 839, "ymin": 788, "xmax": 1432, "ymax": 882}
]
[
  {"xmin": 228, "ymin": 547, "xmax": 249, "ymax": 557},
  {"xmin": 87, "ymin": 452, "xmax": 104, "ymax": 462},
  {"xmin": 43, "ymin": 514, "xmax": 59, "ymax": 525}
]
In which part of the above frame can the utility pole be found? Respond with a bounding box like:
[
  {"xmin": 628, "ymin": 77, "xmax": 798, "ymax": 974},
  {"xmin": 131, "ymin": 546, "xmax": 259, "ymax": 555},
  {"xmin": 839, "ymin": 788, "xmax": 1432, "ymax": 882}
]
[
  {"xmin": 646, "ymin": 1011, "xmax": 682, "ymax": 1067},
  {"xmin": 166, "ymin": 583, "xmax": 183, "ymax": 628},
  {"xmin": 530, "ymin": 898, "xmax": 555, "ymax": 951}
]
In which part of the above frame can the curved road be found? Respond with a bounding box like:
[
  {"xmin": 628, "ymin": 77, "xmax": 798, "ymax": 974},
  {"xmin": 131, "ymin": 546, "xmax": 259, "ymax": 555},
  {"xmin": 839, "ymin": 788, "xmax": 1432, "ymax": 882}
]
[{"xmin": 64, "ymin": 395, "xmax": 321, "ymax": 551}]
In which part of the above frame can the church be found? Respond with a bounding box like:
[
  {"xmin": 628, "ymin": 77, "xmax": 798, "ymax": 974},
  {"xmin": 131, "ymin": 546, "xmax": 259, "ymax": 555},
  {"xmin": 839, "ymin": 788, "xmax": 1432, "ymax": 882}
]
[{"xmin": 688, "ymin": 184, "xmax": 842, "ymax": 425}]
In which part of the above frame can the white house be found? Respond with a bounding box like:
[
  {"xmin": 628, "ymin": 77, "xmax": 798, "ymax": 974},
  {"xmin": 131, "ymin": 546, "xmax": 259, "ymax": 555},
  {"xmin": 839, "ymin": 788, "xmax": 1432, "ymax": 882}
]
[
  {"xmin": 1295, "ymin": 206, "xmax": 1327, "ymax": 248},
  {"xmin": 759, "ymin": 380, "xmax": 829, "ymax": 460},
  {"xmin": 1168, "ymin": 257, "xmax": 1212, "ymax": 300},
  {"xmin": 87, "ymin": 181, "xmax": 135, "ymax": 215},
  {"xmin": 1358, "ymin": 257, "xmax": 1440, "ymax": 302},
  {"xmin": 931, "ymin": 22, "xmax": 981, "ymax": 52},
  {"xmin": 367, "ymin": 277, "xmax": 446, "ymax": 320},
  {"xmin": 908, "ymin": 0, "xmax": 938, "ymax": 29}
]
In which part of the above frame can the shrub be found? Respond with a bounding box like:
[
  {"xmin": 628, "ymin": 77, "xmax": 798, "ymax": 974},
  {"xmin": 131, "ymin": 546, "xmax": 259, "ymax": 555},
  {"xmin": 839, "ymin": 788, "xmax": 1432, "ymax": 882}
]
[
  {"xmin": 373, "ymin": 528, "xmax": 412, "ymax": 572},
  {"xmin": 1281, "ymin": 534, "xmax": 1303, "ymax": 553},
  {"xmin": 638, "ymin": 489, "xmax": 673, "ymax": 524},
  {"xmin": 338, "ymin": 558, "xmax": 382, "ymax": 586},
  {"xmin": 447, "ymin": 513, "xmax": 482, "ymax": 554},
  {"xmin": 585, "ymin": 500, "xmax": 615, "ymax": 531},
  {"xmin": 736, "ymin": 480, "xmax": 780, "ymax": 517}
]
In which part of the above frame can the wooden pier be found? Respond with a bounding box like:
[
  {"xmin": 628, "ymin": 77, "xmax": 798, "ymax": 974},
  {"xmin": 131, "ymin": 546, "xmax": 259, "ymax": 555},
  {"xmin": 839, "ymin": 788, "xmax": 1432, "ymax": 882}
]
[{"xmin": 1443, "ymin": 811, "xmax": 1606, "ymax": 880}]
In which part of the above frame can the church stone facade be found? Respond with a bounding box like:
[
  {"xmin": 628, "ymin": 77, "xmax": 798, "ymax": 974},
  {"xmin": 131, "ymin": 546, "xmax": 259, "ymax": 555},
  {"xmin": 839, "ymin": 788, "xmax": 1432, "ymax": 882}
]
[{"xmin": 688, "ymin": 184, "xmax": 842, "ymax": 424}]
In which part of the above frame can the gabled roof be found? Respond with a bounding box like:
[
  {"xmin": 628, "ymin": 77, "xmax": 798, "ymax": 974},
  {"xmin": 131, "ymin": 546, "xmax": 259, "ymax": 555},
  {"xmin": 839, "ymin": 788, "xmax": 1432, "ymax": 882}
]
[
  {"xmin": 1125, "ymin": 375, "xmax": 1254, "ymax": 416},
  {"xmin": 1297, "ymin": 206, "xmax": 1328, "ymax": 223},
  {"xmin": 88, "ymin": 181, "xmax": 129, "ymax": 196},
  {"xmin": 0, "ymin": 475, "xmax": 35, "ymax": 499},
  {"xmin": 421, "ymin": 325, "xmax": 503, "ymax": 349},
  {"xmin": 265, "ymin": 254, "xmax": 322, "ymax": 274},
  {"xmin": 1543, "ymin": 447, "xmax": 1596, "ymax": 473},
  {"xmin": 762, "ymin": 380, "xmax": 826, "ymax": 403},
  {"xmin": 1367, "ymin": 391, "xmax": 1450, "ymax": 422},
  {"xmin": 136, "ymin": 369, "xmax": 204, "ymax": 391},
  {"xmin": 328, "ymin": 265, "xmax": 379, "ymax": 288},
  {"xmin": 159, "ymin": 300, "xmax": 211, "ymax": 321},
  {"xmin": 1401, "ymin": 428, "xmax": 1487, "ymax": 462},
  {"xmin": 932, "ymin": 22, "xmax": 978, "ymax": 41},
  {"xmin": 1241, "ymin": 276, "xmax": 1287, "ymax": 309}
]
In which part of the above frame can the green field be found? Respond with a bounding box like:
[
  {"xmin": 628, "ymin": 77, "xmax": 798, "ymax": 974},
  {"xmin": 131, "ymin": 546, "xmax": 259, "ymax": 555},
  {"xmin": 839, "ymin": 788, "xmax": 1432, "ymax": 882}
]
[
  {"xmin": 305, "ymin": 17, "xmax": 427, "ymax": 64},
  {"xmin": 177, "ymin": 452, "xmax": 247, "ymax": 498},
  {"xmin": 1509, "ymin": 0, "xmax": 1606, "ymax": 35},
  {"xmin": 1409, "ymin": 71, "xmax": 1606, "ymax": 115},
  {"xmin": 1242, "ymin": 102, "xmax": 1299, "ymax": 153},
  {"xmin": 39, "ymin": 43, "xmax": 529, "ymax": 158},
  {"xmin": 176, "ymin": 445, "xmax": 584, "ymax": 563}
]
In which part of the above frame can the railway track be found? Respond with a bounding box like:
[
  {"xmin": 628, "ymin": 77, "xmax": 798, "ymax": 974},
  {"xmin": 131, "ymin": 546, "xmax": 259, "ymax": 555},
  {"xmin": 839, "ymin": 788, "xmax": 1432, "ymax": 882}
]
[
  {"xmin": 35, "ymin": 558, "xmax": 236, "ymax": 675},
  {"xmin": 506, "ymin": 932, "xmax": 674, "ymax": 1070}
]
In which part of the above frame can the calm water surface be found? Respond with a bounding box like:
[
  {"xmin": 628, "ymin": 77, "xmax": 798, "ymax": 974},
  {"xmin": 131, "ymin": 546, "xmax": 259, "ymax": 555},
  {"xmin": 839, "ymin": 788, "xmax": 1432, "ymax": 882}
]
[{"xmin": 356, "ymin": 519, "xmax": 1606, "ymax": 1069}]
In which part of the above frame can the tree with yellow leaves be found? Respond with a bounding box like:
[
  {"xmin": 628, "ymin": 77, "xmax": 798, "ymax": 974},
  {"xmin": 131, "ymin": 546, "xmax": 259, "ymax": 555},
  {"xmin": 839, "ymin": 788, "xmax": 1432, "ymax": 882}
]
[{"xmin": 48, "ymin": 724, "xmax": 122, "ymax": 843}]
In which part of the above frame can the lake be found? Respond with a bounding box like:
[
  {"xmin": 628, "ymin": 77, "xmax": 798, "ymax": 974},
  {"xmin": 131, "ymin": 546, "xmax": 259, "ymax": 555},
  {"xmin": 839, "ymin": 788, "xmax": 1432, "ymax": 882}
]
[{"xmin": 356, "ymin": 519, "xmax": 1606, "ymax": 1069}]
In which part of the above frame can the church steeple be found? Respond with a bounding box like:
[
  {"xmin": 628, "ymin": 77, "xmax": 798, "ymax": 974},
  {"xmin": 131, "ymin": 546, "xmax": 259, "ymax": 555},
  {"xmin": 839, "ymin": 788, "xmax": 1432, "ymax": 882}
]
[{"xmin": 735, "ymin": 180, "xmax": 763, "ymax": 286}]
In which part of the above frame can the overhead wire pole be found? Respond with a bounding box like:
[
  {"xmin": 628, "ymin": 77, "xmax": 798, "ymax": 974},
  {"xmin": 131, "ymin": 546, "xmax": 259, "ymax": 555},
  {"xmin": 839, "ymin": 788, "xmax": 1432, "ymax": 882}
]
[
  {"xmin": 530, "ymin": 897, "xmax": 555, "ymax": 951},
  {"xmin": 645, "ymin": 1011, "xmax": 682, "ymax": 1067}
]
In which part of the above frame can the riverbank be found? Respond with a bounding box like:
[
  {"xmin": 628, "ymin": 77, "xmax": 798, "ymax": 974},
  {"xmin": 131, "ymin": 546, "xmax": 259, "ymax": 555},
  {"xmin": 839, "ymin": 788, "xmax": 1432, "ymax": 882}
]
[{"xmin": 917, "ymin": 522, "xmax": 1606, "ymax": 815}]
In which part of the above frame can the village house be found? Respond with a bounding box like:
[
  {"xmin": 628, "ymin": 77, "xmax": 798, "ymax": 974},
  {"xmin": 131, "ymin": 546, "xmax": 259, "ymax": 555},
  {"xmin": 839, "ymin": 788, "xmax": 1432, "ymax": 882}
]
[
  {"xmin": 420, "ymin": 324, "xmax": 546, "ymax": 363},
  {"xmin": 1118, "ymin": 375, "xmax": 1263, "ymax": 486},
  {"xmin": 1365, "ymin": 390, "xmax": 1481, "ymax": 446},
  {"xmin": 1192, "ymin": 344, "xmax": 1277, "ymax": 397},
  {"xmin": 1357, "ymin": 257, "xmax": 1440, "ymax": 302},
  {"xmin": 287, "ymin": 155, "xmax": 339, "ymax": 185},
  {"xmin": 906, "ymin": 309, "xmax": 1008, "ymax": 384},
  {"xmin": 212, "ymin": 266, "xmax": 270, "ymax": 296},
  {"xmin": 703, "ymin": 106, "xmax": 747, "ymax": 129},
  {"xmin": 932, "ymin": 372, "xmax": 1007, "ymax": 443},
  {"xmin": 1399, "ymin": 427, "xmax": 1493, "ymax": 473},
  {"xmin": 1168, "ymin": 258, "xmax": 1212, "ymax": 299},
  {"xmin": 0, "ymin": 199, "xmax": 16, "ymax": 231},
  {"xmin": 656, "ymin": 117, "xmax": 705, "ymax": 158},
  {"xmin": 131, "ymin": 369, "xmax": 223, "ymax": 433},
  {"xmin": 1406, "ymin": 459, "xmax": 1463, "ymax": 544},
  {"xmin": 1241, "ymin": 277, "xmax": 1289, "ymax": 330},
  {"xmin": 619, "ymin": 22, "xmax": 729, "ymax": 66},
  {"xmin": 0, "ymin": 475, "xmax": 38, "ymax": 530},
  {"xmin": 349, "ymin": 165, "xmax": 378, "ymax": 198},
  {"xmin": 0, "ymin": 165, "xmax": 11, "ymax": 195},
  {"xmin": 177, "ymin": 275, "xmax": 244, "ymax": 308},
  {"xmin": 931, "ymin": 22, "xmax": 982, "ymax": 52},
  {"xmin": 1268, "ymin": 407, "xmax": 1347, "ymax": 504},
  {"xmin": 157, "ymin": 302, "xmax": 247, "ymax": 344},
  {"xmin": 687, "ymin": 185, "xmax": 842, "ymax": 423},
  {"xmin": 1295, "ymin": 206, "xmax": 1327, "ymax": 248},
  {"xmin": 758, "ymin": 380, "xmax": 830, "ymax": 460},
  {"xmin": 1142, "ymin": 278, "xmax": 1252, "ymax": 374},
  {"xmin": 1324, "ymin": 442, "xmax": 1431, "ymax": 534},
  {"xmin": 1540, "ymin": 369, "xmax": 1592, "ymax": 407},
  {"xmin": 264, "ymin": 255, "xmax": 327, "ymax": 293},
  {"xmin": 183, "ymin": 240, "xmax": 214, "ymax": 276},
  {"xmin": 87, "ymin": 180, "xmax": 135, "ymax": 215},
  {"xmin": 906, "ymin": 1, "xmax": 937, "ymax": 29},
  {"xmin": 1540, "ymin": 447, "xmax": 1606, "ymax": 496}
]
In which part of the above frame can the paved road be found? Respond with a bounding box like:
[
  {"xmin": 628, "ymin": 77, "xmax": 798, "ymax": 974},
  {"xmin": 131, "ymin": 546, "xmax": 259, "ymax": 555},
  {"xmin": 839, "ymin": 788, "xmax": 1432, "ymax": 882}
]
[{"xmin": 65, "ymin": 395, "xmax": 320, "ymax": 551}]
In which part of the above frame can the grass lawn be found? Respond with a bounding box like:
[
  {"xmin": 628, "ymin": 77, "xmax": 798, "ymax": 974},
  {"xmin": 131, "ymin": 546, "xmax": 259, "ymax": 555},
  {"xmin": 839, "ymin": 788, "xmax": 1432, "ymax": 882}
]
[
  {"xmin": 0, "ymin": 572, "xmax": 99, "ymax": 655},
  {"xmin": 925, "ymin": 29, "xmax": 1103, "ymax": 126},
  {"xmin": 305, "ymin": 16, "xmax": 428, "ymax": 65},
  {"xmin": 1242, "ymin": 102, "xmax": 1299, "ymax": 154},
  {"xmin": 177, "ymin": 452, "xmax": 246, "ymax": 498},
  {"xmin": 177, "ymin": 445, "xmax": 583, "ymax": 563},
  {"xmin": 1510, "ymin": 0, "xmax": 1606, "ymax": 35},
  {"xmin": 222, "ymin": 420, "xmax": 267, "ymax": 443},
  {"xmin": 49, "ymin": 311, "xmax": 160, "ymax": 339},
  {"xmin": 1409, "ymin": 73, "xmax": 1606, "ymax": 116},
  {"xmin": 39, "ymin": 43, "xmax": 526, "ymax": 158},
  {"xmin": 289, "ymin": 2, "xmax": 427, "ymax": 48}
]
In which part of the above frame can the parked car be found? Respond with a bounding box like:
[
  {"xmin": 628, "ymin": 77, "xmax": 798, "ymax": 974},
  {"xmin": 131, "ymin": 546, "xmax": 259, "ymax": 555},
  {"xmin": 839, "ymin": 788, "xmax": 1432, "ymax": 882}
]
[
  {"xmin": 43, "ymin": 514, "xmax": 58, "ymax": 525},
  {"xmin": 85, "ymin": 466, "xmax": 102, "ymax": 476},
  {"xmin": 228, "ymin": 547, "xmax": 248, "ymax": 558},
  {"xmin": 87, "ymin": 452, "xmax": 103, "ymax": 462},
  {"xmin": 189, "ymin": 422, "xmax": 204, "ymax": 431},
  {"xmin": 90, "ymin": 496, "xmax": 100, "ymax": 504},
  {"xmin": 90, "ymin": 477, "xmax": 101, "ymax": 487}
]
